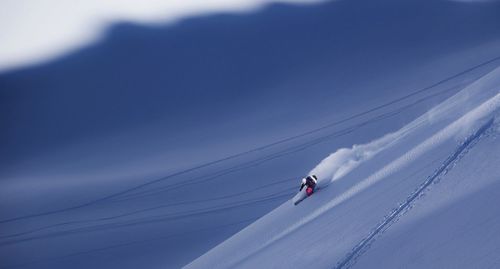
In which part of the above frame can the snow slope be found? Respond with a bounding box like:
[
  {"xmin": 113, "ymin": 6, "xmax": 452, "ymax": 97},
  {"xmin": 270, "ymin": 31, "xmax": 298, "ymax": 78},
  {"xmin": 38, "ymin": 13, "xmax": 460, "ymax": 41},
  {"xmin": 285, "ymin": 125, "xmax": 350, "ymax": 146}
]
[
  {"xmin": 186, "ymin": 67, "xmax": 500, "ymax": 268},
  {"xmin": 352, "ymin": 120, "xmax": 500, "ymax": 269}
]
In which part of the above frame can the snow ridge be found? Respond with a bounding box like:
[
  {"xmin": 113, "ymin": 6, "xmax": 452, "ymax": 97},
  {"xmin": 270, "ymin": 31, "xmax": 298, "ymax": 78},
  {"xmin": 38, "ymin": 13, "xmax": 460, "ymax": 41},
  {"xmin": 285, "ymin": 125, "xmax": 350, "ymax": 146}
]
[{"xmin": 225, "ymin": 83, "xmax": 500, "ymax": 268}]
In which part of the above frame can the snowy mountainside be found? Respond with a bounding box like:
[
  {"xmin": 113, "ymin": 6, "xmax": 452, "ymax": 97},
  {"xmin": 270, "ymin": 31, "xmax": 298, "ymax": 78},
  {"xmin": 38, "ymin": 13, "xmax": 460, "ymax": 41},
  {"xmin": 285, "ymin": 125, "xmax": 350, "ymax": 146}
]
[
  {"xmin": 186, "ymin": 66, "xmax": 500, "ymax": 269},
  {"xmin": 2, "ymin": 0, "xmax": 500, "ymax": 268}
]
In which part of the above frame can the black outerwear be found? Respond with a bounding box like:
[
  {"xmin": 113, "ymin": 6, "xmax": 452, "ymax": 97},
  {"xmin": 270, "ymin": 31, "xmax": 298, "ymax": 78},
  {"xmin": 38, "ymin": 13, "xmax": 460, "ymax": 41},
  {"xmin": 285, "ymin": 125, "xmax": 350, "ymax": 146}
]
[{"xmin": 299, "ymin": 176, "xmax": 317, "ymax": 191}]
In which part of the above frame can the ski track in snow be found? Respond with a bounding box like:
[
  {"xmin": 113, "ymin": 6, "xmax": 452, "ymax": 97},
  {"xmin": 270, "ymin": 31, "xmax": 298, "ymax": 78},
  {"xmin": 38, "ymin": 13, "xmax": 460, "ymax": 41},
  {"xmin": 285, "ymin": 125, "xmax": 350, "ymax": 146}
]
[{"xmin": 334, "ymin": 118, "xmax": 495, "ymax": 269}]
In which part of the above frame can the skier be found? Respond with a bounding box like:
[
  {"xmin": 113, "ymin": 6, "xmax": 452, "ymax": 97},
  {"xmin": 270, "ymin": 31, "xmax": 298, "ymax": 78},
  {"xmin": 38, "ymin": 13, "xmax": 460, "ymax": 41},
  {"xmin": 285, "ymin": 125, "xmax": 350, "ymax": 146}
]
[{"xmin": 299, "ymin": 175, "xmax": 318, "ymax": 196}]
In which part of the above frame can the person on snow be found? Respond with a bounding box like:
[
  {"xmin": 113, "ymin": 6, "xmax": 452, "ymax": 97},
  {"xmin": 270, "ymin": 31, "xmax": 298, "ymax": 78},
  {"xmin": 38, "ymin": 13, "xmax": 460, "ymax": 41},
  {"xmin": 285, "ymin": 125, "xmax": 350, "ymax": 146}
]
[{"xmin": 300, "ymin": 175, "xmax": 318, "ymax": 196}]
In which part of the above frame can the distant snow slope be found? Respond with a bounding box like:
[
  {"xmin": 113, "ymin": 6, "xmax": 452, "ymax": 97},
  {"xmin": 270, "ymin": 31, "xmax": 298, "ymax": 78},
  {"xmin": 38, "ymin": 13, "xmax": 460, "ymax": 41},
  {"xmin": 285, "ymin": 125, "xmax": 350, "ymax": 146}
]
[
  {"xmin": 185, "ymin": 67, "xmax": 500, "ymax": 269},
  {"xmin": 0, "ymin": 0, "xmax": 325, "ymax": 72}
]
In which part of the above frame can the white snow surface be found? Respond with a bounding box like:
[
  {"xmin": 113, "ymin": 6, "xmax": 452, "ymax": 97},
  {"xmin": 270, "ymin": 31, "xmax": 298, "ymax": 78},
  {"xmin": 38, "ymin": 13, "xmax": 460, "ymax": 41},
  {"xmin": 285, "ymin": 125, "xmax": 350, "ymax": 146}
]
[{"xmin": 186, "ymin": 67, "xmax": 500, "ymax": 269}]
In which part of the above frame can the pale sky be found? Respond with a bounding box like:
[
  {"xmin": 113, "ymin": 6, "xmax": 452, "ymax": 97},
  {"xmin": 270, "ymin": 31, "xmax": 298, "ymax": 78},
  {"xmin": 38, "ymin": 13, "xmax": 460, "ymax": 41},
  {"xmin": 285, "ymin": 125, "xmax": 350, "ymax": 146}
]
[{"xmin": 0, "ymin": 0, "xmax": 322, "ymax": 72}]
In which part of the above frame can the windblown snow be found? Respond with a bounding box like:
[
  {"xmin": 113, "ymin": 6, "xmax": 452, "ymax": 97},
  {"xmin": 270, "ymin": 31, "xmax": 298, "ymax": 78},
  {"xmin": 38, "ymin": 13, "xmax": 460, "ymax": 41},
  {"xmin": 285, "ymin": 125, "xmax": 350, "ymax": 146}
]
[{"xmin": 186, "ymin": 66, "xmax": 500, "ymax": 269}]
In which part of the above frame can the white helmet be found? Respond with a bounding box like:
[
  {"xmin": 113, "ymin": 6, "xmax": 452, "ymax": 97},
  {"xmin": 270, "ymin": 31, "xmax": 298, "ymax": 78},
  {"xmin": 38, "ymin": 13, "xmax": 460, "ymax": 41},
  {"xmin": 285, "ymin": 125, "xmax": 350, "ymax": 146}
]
[{"xmin": 302, "ymin": 178, "xmax": 306, "ymax": 184}]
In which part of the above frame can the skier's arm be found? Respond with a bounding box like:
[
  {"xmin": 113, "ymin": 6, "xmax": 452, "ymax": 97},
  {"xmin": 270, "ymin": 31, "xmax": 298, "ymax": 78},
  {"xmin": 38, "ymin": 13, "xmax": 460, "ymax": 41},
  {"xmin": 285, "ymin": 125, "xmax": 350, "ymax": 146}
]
[{"xmin": 299, "ymin": 183, "xmax": 305, "ymax": 191}]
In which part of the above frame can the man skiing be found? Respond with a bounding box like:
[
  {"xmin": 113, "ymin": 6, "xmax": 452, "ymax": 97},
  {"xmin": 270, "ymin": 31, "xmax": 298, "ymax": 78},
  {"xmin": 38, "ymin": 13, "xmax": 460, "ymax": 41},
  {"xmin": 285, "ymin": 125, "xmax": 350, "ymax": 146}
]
[{"xmin": 300, "ymin": 175, "xmax": 318, "ymax": 196}]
